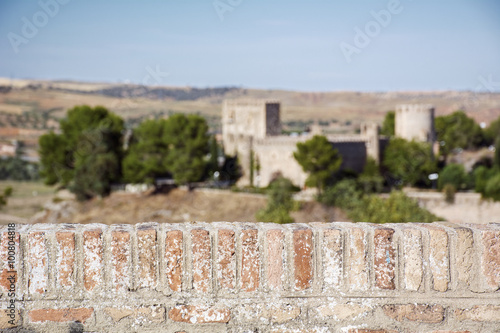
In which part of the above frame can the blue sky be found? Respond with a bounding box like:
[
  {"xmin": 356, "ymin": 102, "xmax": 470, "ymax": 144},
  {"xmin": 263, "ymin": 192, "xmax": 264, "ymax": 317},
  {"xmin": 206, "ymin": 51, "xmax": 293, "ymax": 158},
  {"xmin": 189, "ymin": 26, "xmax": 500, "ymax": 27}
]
[{"xmin": 1, "ymin": 0, "xmax": 499, "ymax": 91}]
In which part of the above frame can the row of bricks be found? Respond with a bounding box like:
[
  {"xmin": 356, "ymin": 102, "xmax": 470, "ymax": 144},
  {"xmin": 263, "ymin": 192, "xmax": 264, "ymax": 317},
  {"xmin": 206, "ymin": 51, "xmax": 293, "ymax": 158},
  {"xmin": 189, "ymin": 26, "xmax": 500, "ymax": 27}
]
[
  {"xmin": 1, "ymin": 222, "xmax": 499, "ymax": 296},
  {"xmin": 2, "ymin": 303, "xmax": 500, "ymax": 329}
]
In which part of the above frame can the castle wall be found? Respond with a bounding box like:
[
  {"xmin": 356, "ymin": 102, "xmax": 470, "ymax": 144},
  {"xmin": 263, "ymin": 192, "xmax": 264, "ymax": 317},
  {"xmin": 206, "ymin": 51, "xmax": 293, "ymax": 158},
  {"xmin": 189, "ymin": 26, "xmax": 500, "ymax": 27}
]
[
  {"xmin": 2, "ymin": 222, "xmax": 499, "ymax": 332},
  {"xmin": 395, "ymin": 104, "xmax": 435, "ymax": 143}
]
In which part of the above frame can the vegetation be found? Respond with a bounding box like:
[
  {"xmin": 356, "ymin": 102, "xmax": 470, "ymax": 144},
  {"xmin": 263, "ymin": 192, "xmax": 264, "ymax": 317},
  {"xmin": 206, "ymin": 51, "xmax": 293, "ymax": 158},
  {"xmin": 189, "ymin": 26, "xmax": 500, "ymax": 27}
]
[
  {"xmin": 435, "ymin": 111, "xmax": 484, "ymax": 157},
  {"xmin": 438, "ymin": 163, "xmax": 469, "ymax": 191},
  {"xmin": 0, "ymin": 156, "xmax": 39, "ymax": 181},
  {"xmin": 319, "ymin": 179, "xmax": 440, "ymax": 223},
  {"xmin": 256, "ymin": 176, "xmax": 296, "ymax": 224},
  {"xmin": 293, "ymin": 135, "xmax": 342, "ymax": 194},
  {"xmin": 380, "ymin": 111, "xmax": 395, "ymax": 136},
  {"xmin": 0, "ymin": 186, "xmax": 13, "ymax": 210},
  {"xmin": 484, "ymin": 115, "xmax": 500, "ymax": 145},
  {"xmin": 383, "ymin": 138, "xmax": 436, "ymax": 187},
  {"xmin": 39, "ymin": 105, "xmax": 124, "ymax": 201}
]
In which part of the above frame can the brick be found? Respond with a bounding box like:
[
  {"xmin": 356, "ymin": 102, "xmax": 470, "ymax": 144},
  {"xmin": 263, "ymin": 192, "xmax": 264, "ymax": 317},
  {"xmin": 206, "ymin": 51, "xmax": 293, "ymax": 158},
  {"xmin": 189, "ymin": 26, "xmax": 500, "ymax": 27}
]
[
  {"xmin": 317, "ymin": 302, "xmax": 372, "ymax": 320},
  {"xmin": 105, "ymin": 306, "xmax": 165, "ymax": 323},
  {"xmin": 55, "ymin": 231, "xmax": 75, "ymax": 289},
  {"xmin": 454, "ymin": 227, "xmax": 474, "ymax": 290},
  {"xmin": 267, "ymin": 229, "xmax": 284, "ymax": 290},
  {"xmin": 137, "ymin": 228, "xmax": 157, "ymax": 288},
  {"xmin": 83, "ymin": 229, "xmax": 103, "ymax": 292},
  {"xmin": 427, "ymin": 227, "xmax": 449, "ymax": 292},
  {"xmin": 110, "ymin": 230, "xmax": 130, "ymax": 291},
  {"xmin": 348, "ymin": 227, "xmax": 368, "ymax": 291},
  {"xmin": 29, "ymin": 308, "xmax": 94, "ymax": 323},
  {"xmin": 480, "ymin": 230, "xmax": 500, "ymax": 289},
  {"xmin": 191, "ymin": 229, "xmax": 211, "ymax": 292},
  {"xmin": 402, "ymin": 228, "xmax": 423, "ymax": 291},
  {"xmin": 454, "ymin": 305, "xmax": 500, "ymax": 322},
  {"xmin": 0, "ymin": 231, "xmax": 19, "ymax": 294},
  {"xmin": 169, "ymin": 305, "xmax": 230, "ymax": 323},
  {"xmin": 241, "ymin": 229, "xmax": 260, "ymax": 292},
  {"xmin": 165, "ymin": 230, "xmax": 183, "ymax": 292},
  {"xmin": 0, "ymin": 310, "xmax": 21, "ymax": 329},
  {"xmin": 373, "ymin": 228, "xmax": 395, "ymax": 290},
  {"xmin": 294, "ymin": 229, "xmax": 313, "ymax": 290},
  {"xmin": 28, "ymin": 231, "xmax": 48, "ymax": 294},
  {"xmin": 266, "ymin": 304, "xmax": 301, "ymax": 323},
  {"xmin": 323, "ymin": 228, "xmax": 342, "ymax": 289},
  {"xmin": 382, "ymin": 304, "xmax": 445, "ymax": 323},
  {"xmin": 348, "ymin": 328, "xmax": 397, "ymax": 333},
  {"xmin": 217, "ymin": 229, "xmax": 235, "ymax": 289}
]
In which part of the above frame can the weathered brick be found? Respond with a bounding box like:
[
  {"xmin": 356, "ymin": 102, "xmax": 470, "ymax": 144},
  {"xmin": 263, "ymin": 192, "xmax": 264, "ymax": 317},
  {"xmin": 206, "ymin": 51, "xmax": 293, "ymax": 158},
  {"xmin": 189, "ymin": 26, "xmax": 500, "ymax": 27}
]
[
  {"xmin": 427, "ymin": 226, "xmax": 449, "ymax": 292},
  {"xmin": 83, "ymin": 229, "xmax": 103, "ymax": 292},
  {"xmin": 217, "ymin": 229, "xmax": 235, "ymax": 289},
  {"xmin": 241, "ymin": 229, "xmax": 260, "ymax": 292},
  {"xmin": 317, "ymin": 302, "xmax": 372, "ymax": 320},
  {"xmin": 0, "ymin": 231, "xmax": 19, "ymax": 294},
  {"xmin": 403, "ymin": 228, "xmax": 423, "ymax": 291},
  {"xmin": 267, "ymin": 229, "xmax": 284, "ymax": 290},
  {"xmin": 480, "ymin": 230, "xmax": 500, "ymax": 289},
  {"xmin": 323, "ymin": 228, "xmax": 342, "ymax": 289},
  {"xmin": 382, "ymin": 304, "xmax": 445, "ymax": 323},
  {"xmin": 294, "ymin": 228, "xmax": 313, "ymax": 290},
  {"xmin": 373, "ymin": 228, "xmax": 395, "ymax": 290},
  {"xmin": 169, "ymin": 305, "xmax": 230, "ymax": 323},
  {"xmin": 191, "ymin": 229, "xmax": 211, "ymax": 292},
  {"xmin": 55, "ymin": 231, "xmax": 75, "ymax": 289},
  {"xmin": 454, "ymin": 305, "xmax": 500, "ymax": 322},
  {"xmin": 105, "ymin": 306, "xmax": 165, "ymax": 323},
  {"xmin": 0, "ymin": 310, "xmax": 21, "ymax": 329},
  {"xmin": 348, "ymin": 328, "xmax": 397, "ymax": 333},
  {"xmin": 28, "ymin": 231, "xmax": 48, "ymax": 294},
  {"xmin": 137, "ymin": 228, "xmax": 157, "ymax": 288},
  {"xmin": 454, "ymin": 227, "xmax": 474, "ymax": 290},
  {"xmin": 266, "ymin": 304, "xmax": 301, "ymax": 323},
  {"xmin": 110, "ymin": 230, "xmax": 130, "ymax": 291},
  {"xmin": 165, "ymin": 230, "xmax": 183, "ymax": 292},
  {"xmin": 29, "ymin": 308, "xmax": 94, "ymax": 323},
  {"xmin": 348, "ymin": 227, "xmax": 368, "ymax": 291}
]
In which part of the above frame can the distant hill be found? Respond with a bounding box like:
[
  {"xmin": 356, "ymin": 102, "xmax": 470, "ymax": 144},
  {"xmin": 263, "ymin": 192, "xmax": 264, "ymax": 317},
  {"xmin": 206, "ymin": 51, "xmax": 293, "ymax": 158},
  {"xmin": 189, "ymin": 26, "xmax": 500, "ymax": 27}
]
[{"xmin": 1, "ymin": 78, "xmax": 499, "ymax": 132}]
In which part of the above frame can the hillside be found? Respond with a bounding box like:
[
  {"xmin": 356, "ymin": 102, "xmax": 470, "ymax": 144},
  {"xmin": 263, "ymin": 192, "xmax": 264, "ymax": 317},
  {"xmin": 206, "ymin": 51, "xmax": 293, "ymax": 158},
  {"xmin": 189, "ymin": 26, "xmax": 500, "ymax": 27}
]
[{"xmin": 1, "ymin": 78, "xmax": 499, "ymax": 133}]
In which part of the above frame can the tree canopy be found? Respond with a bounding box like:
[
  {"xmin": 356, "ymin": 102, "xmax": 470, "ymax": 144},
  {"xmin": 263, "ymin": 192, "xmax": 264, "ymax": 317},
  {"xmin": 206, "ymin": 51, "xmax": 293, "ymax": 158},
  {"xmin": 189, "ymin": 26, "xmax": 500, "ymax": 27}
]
[
  {"xmin": 435, "ymin": 111, "xmax": 484, "ymax": 156},
  {"xmin": 383, "ymin": 138, "xmax": 436, "ymax": 187},
  {"xmin": 293, "ymin": 135, "xmax": 342, "ymax": 193},
  {"xmin": 39, "ymin": 105, "xmax": 124, "ymax": 200},
  {"xmin": 380, "ymin": 111, "xmax": 395, "ymax": 136}
]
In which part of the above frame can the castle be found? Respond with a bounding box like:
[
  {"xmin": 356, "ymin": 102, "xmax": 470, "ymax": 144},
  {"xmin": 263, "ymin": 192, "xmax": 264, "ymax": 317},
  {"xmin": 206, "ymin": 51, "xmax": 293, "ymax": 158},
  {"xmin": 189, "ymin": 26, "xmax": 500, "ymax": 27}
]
[{"xmin": 222, "ymin": 100, "xmax": 435, "ymax": 188}]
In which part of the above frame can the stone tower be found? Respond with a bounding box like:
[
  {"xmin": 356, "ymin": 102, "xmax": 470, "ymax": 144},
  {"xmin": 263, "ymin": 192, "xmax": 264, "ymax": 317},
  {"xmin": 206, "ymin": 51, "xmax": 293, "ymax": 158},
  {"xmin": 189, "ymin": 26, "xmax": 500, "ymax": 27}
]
[
  {"xmin": 222, "ymin": 100, "xmax": 281, "ymax": 185},
  {"xmin": 361, "ymin": 122, "xmax": 381, "ymax": 163},
  {"xmin": 395, "ymin": 104, "xmax": 435, "ymax": 143}
]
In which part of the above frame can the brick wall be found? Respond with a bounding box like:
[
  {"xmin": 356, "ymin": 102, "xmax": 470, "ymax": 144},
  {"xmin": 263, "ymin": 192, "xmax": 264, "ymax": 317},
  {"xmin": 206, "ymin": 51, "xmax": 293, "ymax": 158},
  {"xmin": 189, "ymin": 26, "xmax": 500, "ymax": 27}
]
[{"xmin": 1, "ymin": 222, "xmax": 499, "ymax": 333}]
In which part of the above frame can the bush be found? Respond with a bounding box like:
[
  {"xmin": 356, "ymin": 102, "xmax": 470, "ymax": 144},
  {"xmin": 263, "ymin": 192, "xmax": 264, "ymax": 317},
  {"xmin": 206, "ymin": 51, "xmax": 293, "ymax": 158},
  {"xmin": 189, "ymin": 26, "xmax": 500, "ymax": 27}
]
[
  {"xmin": 438, "ymin": 163, "xmax": 467, "ymax": 191},
  {"xmin": 484, "ymin": 173, "xmax": 500, "ymax": 201},
  {"xmin": 256, "ymin": 176, "xmax": 295, "ymax": 224},
  {"xmin": 443, "ymin": 184, "xmax": 456, "ymax": 204}
]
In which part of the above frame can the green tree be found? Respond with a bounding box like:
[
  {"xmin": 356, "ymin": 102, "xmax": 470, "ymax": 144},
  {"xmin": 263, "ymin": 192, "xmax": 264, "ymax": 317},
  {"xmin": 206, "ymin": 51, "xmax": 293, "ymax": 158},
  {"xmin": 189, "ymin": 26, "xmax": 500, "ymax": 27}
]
[
  {"xmin": 435, "ymin": 111, "xmax": 484, "ymax": 157},
  {"xmin": 0, "ymin": 186, "xmax": 13, "ymax": 210},
  {"xmin": 38, "ymin": 105, "xmax": 124, "ymax": 200},
  {"xmin": 256, "ymin": 176, "xmax": 295, "ymax": 224},
  {"xmin": 484, "ymin": 173, "xmax": 500, "ymax": 201},
  {"xmin": 380, "ymin": 111, "xmax": 395, "ymax": 136},
  {"xmin": 164, "ymin": 114, "xmax": 209, "ymax": 185},
  {"xmin": 383, "ymin": 138, "xmax": 436, "ymax": 187},
  {"xmin": 293, "ymin": 135, "xmax": 342, "ymax": 193},
  {"xmin": 358, "ymin": 157, "xmax": 384, "ymax": 193},
  {"xmin": 122, "ymin": 119, "xmax": 171, "ymax": 184},
  {"xmin": 438, "ymin": 163, "xmax": 468, "ymax": 191},
  {"xmin": 484, "ymin": 115, "xmax": 500, "ymax": 144}
]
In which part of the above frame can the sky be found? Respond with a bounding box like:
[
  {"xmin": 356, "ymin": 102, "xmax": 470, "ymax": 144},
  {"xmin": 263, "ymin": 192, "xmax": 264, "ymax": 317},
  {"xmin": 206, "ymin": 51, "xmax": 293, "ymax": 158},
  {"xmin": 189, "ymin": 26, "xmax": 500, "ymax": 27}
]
[{"xmin": 0, "ymin": 0, "xmax": 499, "ymax": 92}]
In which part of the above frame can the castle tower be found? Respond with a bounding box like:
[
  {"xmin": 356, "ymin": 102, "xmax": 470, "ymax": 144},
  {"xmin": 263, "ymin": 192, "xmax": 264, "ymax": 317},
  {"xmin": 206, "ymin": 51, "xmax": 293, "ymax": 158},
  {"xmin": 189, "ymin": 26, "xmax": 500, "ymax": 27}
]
[
  {"xmin": 222, "ymin": 100, "xmax": 281, "ymax": 185},
  {"xmin": 395, "ymin": 104, "xmax": 435, "ymax": 143},
  {"xmin": 361, "ymin": 122, "xmax": 380, "ymax": 163}
]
